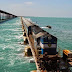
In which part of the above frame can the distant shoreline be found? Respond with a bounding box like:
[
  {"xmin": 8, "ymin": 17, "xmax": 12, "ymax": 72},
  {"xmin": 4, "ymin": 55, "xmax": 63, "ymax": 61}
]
[{"xmin": 19, "ymin": 16, "xmax": 72, "ymax": 18}]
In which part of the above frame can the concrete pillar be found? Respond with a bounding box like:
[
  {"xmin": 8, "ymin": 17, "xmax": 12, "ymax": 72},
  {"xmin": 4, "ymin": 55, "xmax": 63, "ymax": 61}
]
[
  {"xmin": 0, "ymin": 12, "xmax": 1, "ymax": 20},
  {"xmin": 3, "ymin": 13, "xmax": 5, "ymax": 20},
  {"xmin": 5, "ymin": 14, "xmax": 7, "ymax": 20},
  {"xmin": 2, "ymin": 13, "xmax": 5, "ymax": 20},
  {"xmin": 9, "ymin": 15, "xmax": 11, "ymax": 19},
  {"xmin": 7, "ymin": 14, "xmax": 8, "ymax": 19},
  {"xmin": 7, "ymin": 14, "xmax": 9, "ymax": 19},
  {"xmin": 10, "ymin": 15, "xmax": 12, "ymax": 18},
  {"xmin": 1, "ymin": 13, "xmax": 2, "ymax": 20},
  {"xmin": 5, "ymin": 14, "xmax": 6, "ymax": 20},
  {"xmin": 1, "ymin": 13, "xmax": 3, "ymax": 20}
]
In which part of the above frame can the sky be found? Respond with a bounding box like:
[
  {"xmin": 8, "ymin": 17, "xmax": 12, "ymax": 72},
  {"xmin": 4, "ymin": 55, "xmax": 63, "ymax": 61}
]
[{"xmin": 0, "ymin": 0, "xmax": 72, "ymax": 17}]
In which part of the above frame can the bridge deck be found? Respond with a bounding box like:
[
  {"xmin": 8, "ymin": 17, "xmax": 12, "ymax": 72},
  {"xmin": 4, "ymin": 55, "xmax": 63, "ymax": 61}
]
[{"xmin": 21, "ymin": 17, "xmax": 41, "ymax": 71}]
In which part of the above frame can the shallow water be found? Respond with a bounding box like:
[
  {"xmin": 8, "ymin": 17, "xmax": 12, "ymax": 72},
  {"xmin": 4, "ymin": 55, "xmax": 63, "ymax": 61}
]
[{"xmin": 0, "ymin": 17, "xmax": 36, "ymax": 72}]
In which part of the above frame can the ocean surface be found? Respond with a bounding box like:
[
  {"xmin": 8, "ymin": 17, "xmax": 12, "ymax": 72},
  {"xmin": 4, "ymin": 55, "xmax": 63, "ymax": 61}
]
[{"xmin": 0, "ymin": 17, "xmax": 72, "ymax": 72}]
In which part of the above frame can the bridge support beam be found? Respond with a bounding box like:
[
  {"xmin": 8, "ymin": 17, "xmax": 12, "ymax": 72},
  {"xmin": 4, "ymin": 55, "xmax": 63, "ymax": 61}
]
[{"xmin": 0, "ymin": 10, "xmax": 17, "ymax": 23}]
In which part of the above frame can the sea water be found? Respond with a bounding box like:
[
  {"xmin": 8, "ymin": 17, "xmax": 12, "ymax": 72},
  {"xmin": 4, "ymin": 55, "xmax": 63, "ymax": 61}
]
[
  {"xmin": 0, "ymin": 17, "xmax": 36, "ymax": 72},
  {"xmin": 0, "ymin": 17, "xmax": 72, "ymax": 72}
]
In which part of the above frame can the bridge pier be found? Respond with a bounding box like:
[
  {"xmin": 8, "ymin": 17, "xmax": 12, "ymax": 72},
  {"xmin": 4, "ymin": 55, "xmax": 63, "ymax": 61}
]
[
  {"xmin": 0, "ymin": 12, "xmax": 1, "ymax": 20},
  {"xmin": 21, "ymin": 17, "xmax": 44, "ymax": 71}
]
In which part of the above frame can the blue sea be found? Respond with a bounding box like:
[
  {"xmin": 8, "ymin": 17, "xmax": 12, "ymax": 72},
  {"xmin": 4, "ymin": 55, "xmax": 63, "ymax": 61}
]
[{"xmin": 0, "ymin": 17, "xmax": 72, "ymax": 72}]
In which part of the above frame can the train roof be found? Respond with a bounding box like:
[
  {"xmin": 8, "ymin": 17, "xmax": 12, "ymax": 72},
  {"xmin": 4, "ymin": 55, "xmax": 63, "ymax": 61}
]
[
  {"xmin": 34, "ymin": 32, "xmax": 48, "ymax": 38},
  {"xmin": 32, "ymin": 25, "xmax": 57, "ymax": 39}
]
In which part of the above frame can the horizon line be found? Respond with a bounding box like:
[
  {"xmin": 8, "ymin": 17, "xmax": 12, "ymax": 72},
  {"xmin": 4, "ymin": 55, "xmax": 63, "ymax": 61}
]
[{"xmin": 18, "ymin": 16, "xmax": 72, "ymax": 18}]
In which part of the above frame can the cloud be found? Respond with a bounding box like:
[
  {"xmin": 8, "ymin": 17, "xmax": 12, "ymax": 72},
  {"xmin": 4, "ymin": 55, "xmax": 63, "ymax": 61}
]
[{"xmin": 24, "ymin": 2, "xmax": 33, "ymax": 5}]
